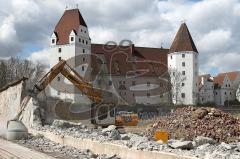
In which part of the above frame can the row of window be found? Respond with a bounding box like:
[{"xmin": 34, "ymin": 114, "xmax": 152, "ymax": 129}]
[
  {"xmin": 173, "ymin": 71, "xmax": 186, "ymax": 76},
  {"xmin": 119, "ymin": 92, "xmax": 164, "ymax": 98},
  {"xmin": 52, "ymin": 37, "xmax": 89, "ymax": 45},
  {"xmin": 170, "ymin": 53, "xmax": 186, "ymax": 59},
  {"xmin": 58, "ymin": 48, "xmax": 86, "ymax": 53},
  {"xmin": 215, "ymin": 92, "xmax": 232, "ymax": 95},
  {"xmin": 172, "ymin": 93, "xmax": 185, "ymax": 98}
]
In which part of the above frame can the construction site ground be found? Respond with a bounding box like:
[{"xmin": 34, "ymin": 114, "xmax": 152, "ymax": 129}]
[{"xmin": 0, "ymin": 137, "xmax": 56, "ymax": 159}]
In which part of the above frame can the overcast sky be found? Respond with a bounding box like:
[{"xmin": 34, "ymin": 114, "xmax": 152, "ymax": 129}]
[{"xmin": 0, "ymin": 0, "xmax": 240, "ymax": 75}]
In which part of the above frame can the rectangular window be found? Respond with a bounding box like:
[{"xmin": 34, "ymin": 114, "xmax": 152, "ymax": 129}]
[
  {"xmin": 182, "ymin": 62, "xmax": 185, "ymax": 67},
  {"xmin": 82, "ymin": 39, "xmax": 84, "ymax": 43},
  {"xmin": 147, "ymin": 81, "xmax": 150, "ymax": 86},
  {"xmin": 79, "ymin": 38, "xmax": 81, "ymax": 42},
  {"xmin": 82, "ymin": 66, "xmax": 84, "ymax": 71},
  {"xmin": 109, "ymin": 80, "xmax": 112, "ymax": 86},
  {"xmin": 86, "ymin": 41, "xmax": 88, "ymax": 45},
  {"xmin": 132, "ymin": 81, "xmax": 136, "ymax": 86},
  {"xmin": 147, "ymin": 93, "xmax": 150, "ymax": 98},
  {"xmin": 57, "ymin": 91, "xmax": 60, "ymax": 95},
  {"xmin": 123, "ymin": 81, "xmax": 125, "ymax": 84},
  {"xmin": 182, "ymin": 54, "xmax": 185, "ymax": 58},
  {"xmin": 59, "ymin": 57, "xmax": 61, "ymax": 61},
  {"xmin": 52, "ymin": 39, "xmax": 55, "ymax": 44},
  {"xmin": 173, "ymin": 72, "xmax": 175, "ymax": 76},
  {"xmin": 181, "ymin": 93, "xmax": 185, "ymax": 98},
  {"xmin": 83, "ymin": 49, "xmax": 85, "ymax": 53},
  {"xmin": 83, "ymin": 57, "xmax": 85, "ymax": 62},
  {"xmin": 171, "ymin": 56, "xmax": 172, "ymax": 59},
  {"xmin": 58, "ymin": 48, "xmax": 61, "ymax": 53},
  {"xmin": 70, "ymin": 37, "xmax": 74, "ymax": 41},
  {"xmin": 182, "ymin": 71, "xmax": 185, "ymax": 75},
  {"xmin": 182, "ymin": 83, "xmax": 185, "ymax": 86},
  {"xmin": 57, "ymin": 77, "xmax": 60, "ymax": 81}
]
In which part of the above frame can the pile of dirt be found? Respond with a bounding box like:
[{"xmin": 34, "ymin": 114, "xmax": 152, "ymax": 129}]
[{"xmin": 145, "ymin": 106, "xmax": 240, "ymax": 143}]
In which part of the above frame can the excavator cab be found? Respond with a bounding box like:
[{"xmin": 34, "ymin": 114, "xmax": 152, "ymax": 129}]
[{"xmin": 91, "ymin": 104, "xmax": 116, "ymax": 126}]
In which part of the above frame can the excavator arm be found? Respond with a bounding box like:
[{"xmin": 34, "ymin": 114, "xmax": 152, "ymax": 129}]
[
  {"xmin": 12, "ymin": 60, "xmax": 102, "ymax": 121},
  {"xmin": 33, "ymin": 60, "xmax": 102, "ymax": 103}
]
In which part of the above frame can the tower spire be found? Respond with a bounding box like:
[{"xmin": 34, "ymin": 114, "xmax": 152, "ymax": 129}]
[{"xmin": 169, "ymin": 23, "xmax": 198, "ymax": 53}]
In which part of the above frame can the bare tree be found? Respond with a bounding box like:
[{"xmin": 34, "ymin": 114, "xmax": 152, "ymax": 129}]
[
  {"xmin": 0, "ymin": 57, "xmax": 46, "ymax": 89},
  {"xmin": 168, "ymin": 68, "xmax": 186, "ymax": 105}
]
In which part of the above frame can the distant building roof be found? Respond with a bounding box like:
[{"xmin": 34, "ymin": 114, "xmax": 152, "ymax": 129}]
[
  {"xmin": 213, "ymin": 71, "xmax": 240, "ymax": 88},
  {"xmin": 214, "ymin": 74, "xmax": 227, "ymax": 88},
  {"xmin": 218, "ymin": 71, "xmax": 240, "ymax": 82},
  {"xmin": 54, "ymin": 9, "xmax": 87, "ymax": 45},
  {"xmin": 169, "ymin": 23, "xmax": 198, "ymax": 53}
]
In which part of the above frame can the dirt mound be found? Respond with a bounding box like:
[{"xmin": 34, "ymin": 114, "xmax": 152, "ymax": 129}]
[{"xmin": 145, "ymin": 106, "xmax": 240, "ymax": 143}]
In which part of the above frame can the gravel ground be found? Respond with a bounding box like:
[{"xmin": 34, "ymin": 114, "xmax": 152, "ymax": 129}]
[
  {"xmin": 29, "ymin": 120, "xmax": 240, "ymax": 159},
  {"xmin": 16, "ymin": 134, "xmax": 120, "ymax": 159}
]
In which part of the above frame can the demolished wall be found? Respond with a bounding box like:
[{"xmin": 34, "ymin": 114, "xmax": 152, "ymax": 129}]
[{"xmin": 0, "ymin": 78, "xmax": 34, "ymax": 137}]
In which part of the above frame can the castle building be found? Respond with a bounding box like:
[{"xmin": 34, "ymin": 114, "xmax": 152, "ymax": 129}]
[{"xmin": 47, "ymin": 8, "xmax": 200, "ymax": 105}]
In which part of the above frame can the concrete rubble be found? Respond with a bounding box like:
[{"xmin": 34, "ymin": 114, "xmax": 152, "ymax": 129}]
[
  {"xmin": 17, "ymin": 134, "xmax": 120, "ymax": 159},
  {"xmin": 145, "ymin": 106, "xmax": 240, "ymax": 143},
  {"xmin": 30, "ymin": 119, "xmax": 240, "ymax": 159}
]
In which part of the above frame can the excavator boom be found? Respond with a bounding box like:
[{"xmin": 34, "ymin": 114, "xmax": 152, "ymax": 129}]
[{"xmin": 34, "ymin": 60, "xmax": 102, "ymax": 103}]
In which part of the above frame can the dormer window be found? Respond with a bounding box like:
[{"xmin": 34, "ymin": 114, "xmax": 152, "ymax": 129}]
[{"xmin": 71, "ymin": 37, "xmax": 74, "ymax": 42}]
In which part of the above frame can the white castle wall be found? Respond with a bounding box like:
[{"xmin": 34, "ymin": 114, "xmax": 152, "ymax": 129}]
[{"xmin": 168, "ymin": 51, "xmax": 198, "ymax": 105}]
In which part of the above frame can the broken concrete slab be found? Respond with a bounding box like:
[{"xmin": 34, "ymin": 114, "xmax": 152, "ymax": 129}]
[
  {"xmin": 194, "ymin": 136, "xmax": 217, "ymax": 146},
  {"xmin": 169, "ymin": 141, "xmax": 194, "ymax": 150}
]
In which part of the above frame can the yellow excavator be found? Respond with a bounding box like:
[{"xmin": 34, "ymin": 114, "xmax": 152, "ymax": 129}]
[{"xmin": 7, "ymin": 60, "xmax": 138, "ymax": 140}]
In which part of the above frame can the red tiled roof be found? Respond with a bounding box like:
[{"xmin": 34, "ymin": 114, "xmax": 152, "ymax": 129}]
[
  {"xmin": 54, "ymin": 9, "xmax": 87, "ymax": 45},
  {"xmin": 214, "ymin": 74, "xmax": 226, "ymax": 87},
  {"xmin": 214, "ymin": 71, "xmax": 240, "ymax": 88},
  {"xmin": 169, "ymin": 23, "xmax": 198, "ymax": 53},
  {"xmin": 91, "ymin": 44, "xmax": 169, "ymax": 76},
  {"xmin": 218, "ymin": 71, "xmax": 240, "ymax": 82}
]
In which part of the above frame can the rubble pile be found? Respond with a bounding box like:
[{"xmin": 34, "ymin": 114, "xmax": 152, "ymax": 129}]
[
  {"xmin": 17, "ymin": 134, "xmax": 121, "ymax": 159},
  {"xmin": 145, "ymin": 106, "xmax": 240, "ymax": 143},
  {"xmin": 31, "ymin": 119, "xmax": 240, "ymax": 159}
]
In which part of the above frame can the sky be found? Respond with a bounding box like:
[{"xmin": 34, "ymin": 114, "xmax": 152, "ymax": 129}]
[{"xmin": 0, "ymin": 0, "xmax": 240, "ymax": 75}]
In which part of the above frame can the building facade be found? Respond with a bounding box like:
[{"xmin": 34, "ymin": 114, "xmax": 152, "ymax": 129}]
[
  {"xmin": 47, "ymin": 8, "xmax": 202, "ymax": 105},
  {"xmin": 198, "ymin": 74, "xmax": 214, "ymax": 104}
]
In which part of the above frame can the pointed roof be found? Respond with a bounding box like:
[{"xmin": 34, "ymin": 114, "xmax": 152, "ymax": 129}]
[
  {"xmin": 54, "ymin": 9, "xmax": 87, "ymax": 45},
  {"xmin": 169, "ymin": 23, "xmax": 198, "ymax": 53}
]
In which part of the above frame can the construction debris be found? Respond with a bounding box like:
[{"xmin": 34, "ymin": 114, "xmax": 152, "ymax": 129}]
[
  {"xmin": 16, "ymin": 134, "xmax": 121, "ymax": 159},
  {"xmin": 145, "ymin": 106, "xmax": 240, "ymax": 143}
]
